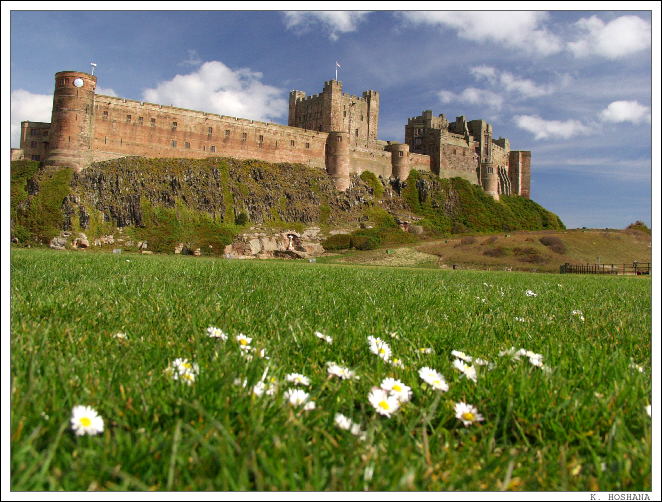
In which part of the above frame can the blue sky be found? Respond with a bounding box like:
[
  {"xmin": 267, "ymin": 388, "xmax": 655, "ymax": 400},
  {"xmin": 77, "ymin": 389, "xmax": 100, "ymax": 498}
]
[{"xmin": 6, "ymin": 6, "xmax": 658, "ymax": 229}]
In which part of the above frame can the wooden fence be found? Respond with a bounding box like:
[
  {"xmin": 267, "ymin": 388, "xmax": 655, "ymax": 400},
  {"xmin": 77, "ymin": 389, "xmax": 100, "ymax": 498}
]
[{"xmin": 560, "ymin": 262, "xmax": 651, "ymax": 276}]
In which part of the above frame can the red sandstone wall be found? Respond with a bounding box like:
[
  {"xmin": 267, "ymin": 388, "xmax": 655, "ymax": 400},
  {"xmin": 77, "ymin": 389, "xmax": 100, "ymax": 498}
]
[
  {"xmin": 348, "ymin": 147, "xmax": 392, "ymax": 177},
  {"xmin": 20, "ymin": 122, "xmax": 51, "ymax": 162},
  {"xmin": 408, "ymin": 152, "xmax": 431, "ymax": 172},
  {"xmin": 440, "ymin": 139, "xmax": 479, "ymax": 184},
  {"xmin": 91, "ymin": 96, "xmax": 327, "ymax": 169}
]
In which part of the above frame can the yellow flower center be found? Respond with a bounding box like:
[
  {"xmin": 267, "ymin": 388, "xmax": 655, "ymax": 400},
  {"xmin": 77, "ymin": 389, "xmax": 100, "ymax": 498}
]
[
  {"xmin": 393, "ymin": 385, "xmax": 402, "ymax": 392},
  {"xmin": 80, "ymin": 417, "xmax": 92, "ymax": 427},
  {"xmin": 433, "ymin": 379, "xmax": 441, "ymax": 386},
  {"xmin": 182, "ymin": 363, "xmax": 192, "ymax": 369},
  {"xmin": 379, "ymin": 348, "xmax": 385, "ymax": 354},
  {"xmin": 378, "ymin": 400, "xmax": 390, "ymax": 410},
  {"xmin": 239, "ymin": 339, "xmax": 248, "ymax": 346},
  {"xmin": 462, "ymin": 412, "xmax": 475, "ymax": 421}
]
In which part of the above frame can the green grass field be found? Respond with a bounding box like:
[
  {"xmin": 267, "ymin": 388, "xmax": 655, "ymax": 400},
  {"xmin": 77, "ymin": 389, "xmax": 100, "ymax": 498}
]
[{"xmin": 10, "ymin": 248, "xmax": 652, "ymax": 491}]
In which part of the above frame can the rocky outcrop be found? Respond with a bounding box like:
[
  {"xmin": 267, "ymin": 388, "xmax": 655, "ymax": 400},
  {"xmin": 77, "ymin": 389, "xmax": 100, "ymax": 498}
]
[{"xmin": 224, "ymin": 228, "xmax": 324, "ymax": 259}]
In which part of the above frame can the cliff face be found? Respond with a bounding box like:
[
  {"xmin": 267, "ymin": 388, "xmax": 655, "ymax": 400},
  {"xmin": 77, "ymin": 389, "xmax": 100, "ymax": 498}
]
[{"xmin": 11, "ymin": 157, "xmax": 564, "ymax": 253}]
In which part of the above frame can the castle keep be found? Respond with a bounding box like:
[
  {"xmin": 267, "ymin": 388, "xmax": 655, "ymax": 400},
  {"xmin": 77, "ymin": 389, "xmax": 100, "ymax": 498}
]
[{"xmin": 17, "ymin": 70, "xmax": 531, "ymax": 200}]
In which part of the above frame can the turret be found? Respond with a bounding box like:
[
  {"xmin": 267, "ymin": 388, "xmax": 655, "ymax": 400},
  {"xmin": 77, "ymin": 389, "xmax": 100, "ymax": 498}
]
[
  {"xmin": 387, "ymin": 143, "xmax": 410, "ymax": 180},
  {"xmin": 45, "ymin": 71, "xmax": 97, "ymax": 171},
  {"xmin": 325, "ymin": 131, "xmax": 350, "ymax": 191}
]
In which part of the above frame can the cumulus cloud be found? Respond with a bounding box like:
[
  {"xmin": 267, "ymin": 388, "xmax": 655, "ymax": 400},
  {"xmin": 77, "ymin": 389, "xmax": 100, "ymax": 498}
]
[
  {"xmin": 470, "ymin": 65, "xmax": 555, "ymax": 98},
  {"xmin": 10, "ymin": 89, "xmax": 53, "ymax": 147},
  {"xmin": 599, "ymin": 100, "xmax": 651, "ymax": 124},
  {"xmin": 400, "ymin": 11, "xmax": 562, "ymax": 56},
  {"xmin": 568, "ymin": 15, "xmax": 651, "ymax": 59},
  {"xmin": 439, "ymin": 87, "xmax": 504, "ymax": 110},
  {"xmin": 514, "ymin": 114, "xmax": 592, "ymax": 140},
  {"xmin": 96, "ymin": 87, "xmax": 117, "ymax": 96},
  {"xmin": 142, "ymin": 61, "xmax": 287, "ymax": 123},
  {"xmin": 283, "ymin": 11, "xmax": 370, "ymax": 40}
]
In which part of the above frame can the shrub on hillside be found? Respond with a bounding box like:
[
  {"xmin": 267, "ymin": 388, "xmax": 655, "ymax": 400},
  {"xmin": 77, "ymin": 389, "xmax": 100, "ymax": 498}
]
[
  {"xmin": 483, "ymin": 247, "xmax": 507, "ymax": 257},
  {"xmin": 359, "ymin": 171, "xmax": 385, "ymax": 199},
  {"xmin": 482, "ymin": 236, "xmax": 498, "ymax": 245},
  {"xmin": 350, "ymin": 234, "xmax": 381, "ymax": 250},
  {"xmin": 626, "ymin": 221, "xmax": 651, "ymax": 235},
  {"xmin": 513, "ymin": 246, "xmax": 549, "ymax": 264},
  {"xmin": 460, "ymin": 236, "xmax": 477, "ymax": 245},
  {"xmin": 235, "ymin": 212, "xmax": 249, "ymax": 226},
  {"xmin": 322, "ymin": 233, "xmax": 351, "ymax": 251},
  {"xmin": 539, "ymin": 236, "xmax": 567, "ymax": 254}
]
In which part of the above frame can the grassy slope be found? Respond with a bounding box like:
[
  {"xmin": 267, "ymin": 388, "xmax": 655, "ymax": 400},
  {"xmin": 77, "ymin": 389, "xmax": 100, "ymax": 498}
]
[
  {"xmin": 322, "ymin": 229, "xmax": 652, "ymax": 273},
  {"xmin": 10, "ymin": 249, "xmax": 651, "ymax": 491}
]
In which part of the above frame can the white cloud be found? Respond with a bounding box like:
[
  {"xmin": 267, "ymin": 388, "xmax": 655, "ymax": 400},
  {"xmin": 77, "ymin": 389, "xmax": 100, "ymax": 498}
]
[
  {"xmin": 599, "ymin": 100, "xmax": 651, "ymax": 124},
  {"xmin": 96, "ymin": 87, "xmax": 117, "ymax": 96},
  {"xmin": 283, "ymin": 11, "xmax": 370, "ymax": 41},
  {"xmin": 439, "ymin": 87, "xmax": 504, "ymax": 110},
  {"xmin": 470, "ymin": 66, "xmax": 555, "ymax": 98},
  {"xmin": 401, "ymin": 11, "xmax": 562, "ymax": 56},
  {"xmin": 10, "ymin": 89, "xmax": 53, "ymax": 148},
  {"xmin": 568, "ymin": 15, "xmax": 651, "ymax": 59},
  {"xmin": 514, "ymin": 114, "xmax": 592, "ymax": 140},
  {"xmin": 142, "ymin": 61, "xmax": 287, "ymax": 123},
  {"xmin": 179, "ymin": 49, "xmax": 202, "ymax": 67}
]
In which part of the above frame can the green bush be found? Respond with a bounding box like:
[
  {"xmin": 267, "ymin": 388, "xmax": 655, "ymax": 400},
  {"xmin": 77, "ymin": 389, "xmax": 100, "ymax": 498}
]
[
  {"xmin": 350, "ymin": 234, "xmax": 381, "ymax": 250},
  {"xmin": 235, "ymin": 212, "xmax": 249, "ymax": 226},
  {"xmin": 359, "ymin": 171, "xmax": 384, "ymax": 199},
  {"xmin": 322, "ymin": 233, "xmax": 351, "ymax": 250},
  {"xmin": 483, "ymin": 247, "xmax": 508, "ymax": 257}
]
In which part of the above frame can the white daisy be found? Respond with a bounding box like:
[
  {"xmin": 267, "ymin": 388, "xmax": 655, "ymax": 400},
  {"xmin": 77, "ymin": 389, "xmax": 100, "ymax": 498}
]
[
  {"xmin": 418, "ymin": 367, "xmax": 449, "ymax": 392},
  {"xmin": 70, "ymin": 405, "xmax": 104, "ymax": 436},
  {"xmin": 334, "ymin": 413, "xmax": 353, "ymax": 430},
  {"xmin": 284, "ymin": 388, "xmax": 314, "ymax": 410},
  {"xmin": 389, "ymin": 332, "xmax": 400, "ymax": 339},
  {"xmin": 207, "ymin": 326, "xmax": 228, "ymax": 340},
  {"xmin": 454, "ymin": 402, "xmax": 484, "ymax": 427},
  {"xmin": 629, "ymin": 361, "xmax": 645, "ymax": 373},
  {"xmin": 528, "ymin": 353, "xmax": 545, "ymax": 368},
  {"xmin": 452, "ymin": 359, "xmax": 477, "ymax": 382},
  {"xmin": 451, "ymin": 350, "xmax": 473, "ymax": 363},
  {"xmin": 418, "ymin": 347, "xmax": 434, "ymax": 354},
  {"xmin": 380, "ymin": 377, "xmax": 412, "ymax": 403},
  {"xmin": 252, "ymin": 381, "xmax": 276, "ymax": 397},
  {"xmin": 235, "ymin": 334, "xmax": 252, "ymax": 346},
  {"xmin": 315, "ymin": 331, "xmax": 333, "ymax": 344},
  {"xmin": 390, "ymin": 358, "xmax": 405, "ymax": 368},
  {"xmin": 646, "ymin": 405, "xmax": 651, "ymax": 417},
  {"xmin": 571, "ymin": 310, "xmax": 585, "ymax": 321},
  {"xmin": 514, "ymin": 317, "xmax": 526, "ymax": 322},
  {"xmin": 169, "ymin": 358, "xmax": 200, "ymax": 385},
  {"xmin": 112, "ymin": 332, "xmax": 128, "ymax": 340},
  {"xmin": 525, "ymin": 290, "xmax": 538, "ymax": 297},
  {"xmin": 368, "ymin": 337, "xmax": 391, "ymax": 361},
  {"xmin": 326, "ymin": 362, "xmax": 357, "ymax": 380},
  {"xmin": 368, "ymin": 387, "xmax": 400, "ymax": 417},
  {"xmin": 473, "ymin": 358, "xmax": 491, "ymax": 367},
  {"xmin": 286, "ymin": 373, "xmax": 310, "ymax": 386}
]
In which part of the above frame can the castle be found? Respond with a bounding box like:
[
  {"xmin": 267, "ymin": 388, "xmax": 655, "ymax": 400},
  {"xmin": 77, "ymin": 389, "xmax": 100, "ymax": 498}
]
[{"xmin": 15, "ymin": 70, "xmax": 531, "ymax": 200}]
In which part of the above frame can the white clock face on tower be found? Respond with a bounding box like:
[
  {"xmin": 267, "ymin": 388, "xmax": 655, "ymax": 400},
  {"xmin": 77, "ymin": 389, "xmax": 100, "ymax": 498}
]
[{"xmin": 73, "ymin": 78, "xmax": 84, "ymax": 88}]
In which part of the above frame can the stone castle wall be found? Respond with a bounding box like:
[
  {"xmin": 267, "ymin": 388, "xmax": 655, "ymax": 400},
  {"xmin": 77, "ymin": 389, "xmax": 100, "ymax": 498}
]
[{"xmin": 17, "ymin": 70, "xmax": 531, "ymax": 199}]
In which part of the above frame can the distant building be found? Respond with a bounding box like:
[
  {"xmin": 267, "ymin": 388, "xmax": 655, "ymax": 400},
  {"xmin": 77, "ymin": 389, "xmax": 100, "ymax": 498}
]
[{"xmin": 16, "ymin": 70, "xmax": 531, "ymax": 199}]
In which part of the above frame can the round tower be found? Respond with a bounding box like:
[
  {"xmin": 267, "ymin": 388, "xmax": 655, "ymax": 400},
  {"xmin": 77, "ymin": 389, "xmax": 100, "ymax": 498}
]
[
  {"xmin": 386, "ymin": 143, "xmax": 410, "ymax": 180},
  {"xmin": 480, "ymin": 162, "xmax": 499, "ymax": 201},
  {"xmin": 325, "ymin": 131, "xmax": 350, "ymax": 191},
  {"xmin": 45, "ymin": 71, "xmax": 97, "ymax": 172}
]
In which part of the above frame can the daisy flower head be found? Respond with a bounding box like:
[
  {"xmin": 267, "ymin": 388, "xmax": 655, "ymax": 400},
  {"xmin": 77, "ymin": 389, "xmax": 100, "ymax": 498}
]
[
  {"xmin": 112, "ymin": 332, "xmax": 128, "ymax": 340},
  {"xmin": 315, "ymin": 331, "xmax": 333, "ymax": 344},
  {"xmin": 286, "ymin": 373, "xmax": 310, "ymax": 386},
  {"xmin": 235, "ymin": 334, "xmax": 252, "ymax": 347},
  {"xmin": 253, "ymin": 380, "xmax": 277, "ymax": 397},
  {"xmin": 368, "ymin": 337, "xmax": 391, "ymax": 361},
  {"xmin": 168, "ymin": 358, "xmax": 200, "ymax": 385},
  {"xmin": 389, "ymin": 331, "xmax": 400, "ymax": 339},
  {"xmin": 326, "ymin": 362, "xmax": 357, "ymax": 380},
  {"xmin": 525, "ymin": 290, "xmax": 538, "ymax": 297},
  {"xmin": 527, "ymin": 353, "xmax": 545, "ymax": 368},
  {"xmin": 451, "ymin": 350, "xmax": 472, "ymax": 363},
  {"xmin": 207, "ymin": 326, "xmax": 228, "ymax": 340},
  {"xmin": 334, "ymin": 413, "xmax": 353, "ymax": 430},
  {"xmin": 418, "ymin": 347, "xmax": 434, "ymax": 354},
  {"xmin": 629, "ymin": 361, "xmax": 645, "ymax": 373},
  {"xmin": 452, "ymin": 359, "xmax": 477, "ymax": 382},
  {"xmin": 380, "ymin": 377, "xmax": 412, "ymax": 403},
  {"xmin": 284, "ymin": 388, "xmax": 315, "ymax": 410},
  {"xmin": 368, "ymin": 387, "xmax": 400, "ymax": 417},
  {"xmin": 70, "ymin": 405, "xmax": 104, "ymax": 436},
  {"xmin": 418, "ymin": 367, "xmax": 449, "ymax": 392},
  {"xmin": 390, "ymin": 358, "xmax": 405, "ymax": 369},
  {"xmin": 571, "ymin": 310, "xmax": 585, "ymax": 321},
  {"xmin": 454, "ymin": 402, "xmax": 484, "ymax": 427}
]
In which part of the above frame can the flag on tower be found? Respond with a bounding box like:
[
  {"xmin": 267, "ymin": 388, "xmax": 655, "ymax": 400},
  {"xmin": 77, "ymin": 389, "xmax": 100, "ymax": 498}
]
[
  {"xmin": 336, "ymin": 61, "xmax": 342, "ymax": 68},
  {"xmin": 335, "ymin": 61, "xmax": 342, "ymax": 81}
]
